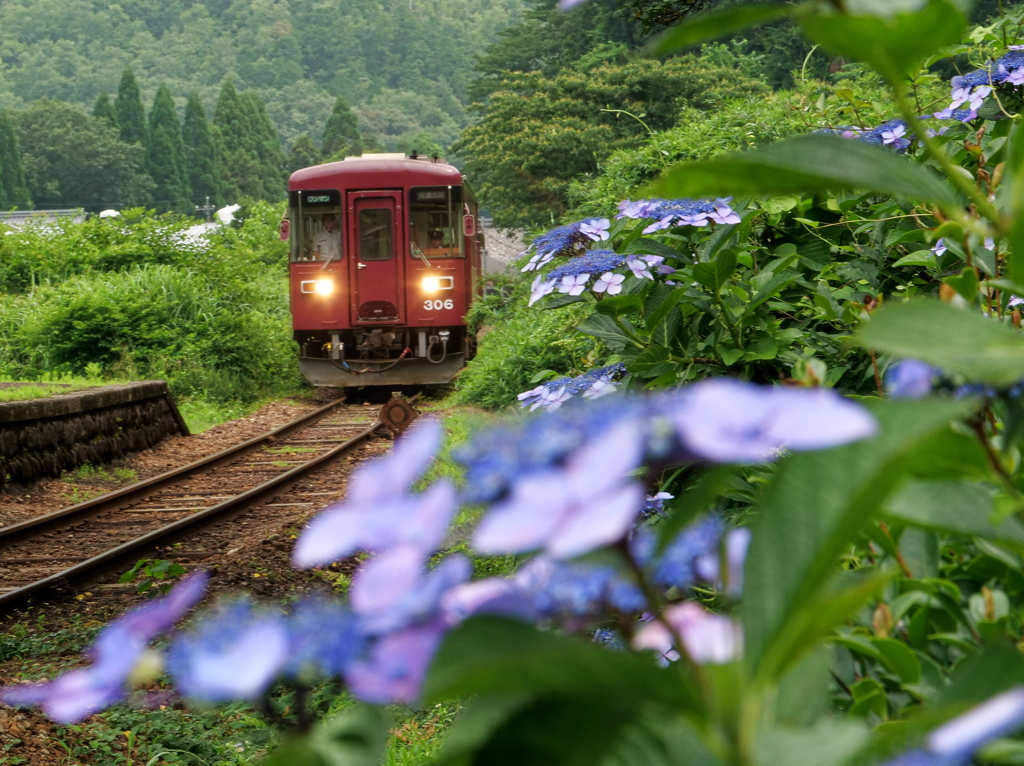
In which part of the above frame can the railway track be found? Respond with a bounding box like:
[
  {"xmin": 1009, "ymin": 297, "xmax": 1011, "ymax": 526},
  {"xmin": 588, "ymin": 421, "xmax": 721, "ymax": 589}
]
[{"xmin": 0, "ymin": 399, "xmax": 390, "ymax": 612}]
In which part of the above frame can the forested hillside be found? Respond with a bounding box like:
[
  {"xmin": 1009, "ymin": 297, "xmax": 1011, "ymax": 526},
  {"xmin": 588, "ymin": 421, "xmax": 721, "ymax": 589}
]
[{"xmin": 0, "ymin": 0, "xmax": 525, "ymax": 153}]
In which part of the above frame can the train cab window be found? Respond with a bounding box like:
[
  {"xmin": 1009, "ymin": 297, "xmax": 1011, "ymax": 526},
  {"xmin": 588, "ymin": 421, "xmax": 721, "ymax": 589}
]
[
  {"xmin": 410, "ymin": 186, "xmax": 463, "ymax": 258},
  {"xmin": 289, "ymin": 190, "xmax": 342, "ymax": 263},
  {"xmin": 358, "ymin": 209, "xmax": 393, "ymax": 261}
]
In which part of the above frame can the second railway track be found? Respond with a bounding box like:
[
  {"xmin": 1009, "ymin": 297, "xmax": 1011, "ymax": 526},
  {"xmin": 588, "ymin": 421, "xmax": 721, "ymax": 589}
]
[{"xmin": 0, "ymin": 399, "xmax": 389, "ymax": 611}]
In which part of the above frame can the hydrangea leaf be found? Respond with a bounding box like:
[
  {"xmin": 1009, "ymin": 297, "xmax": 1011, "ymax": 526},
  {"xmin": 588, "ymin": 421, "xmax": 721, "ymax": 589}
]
[
  {"xmin": 425, "ymin": 616, "xmax": 700, "ymax": 712},
  {"xmin": 648, "ymin": 135, "xmax": 957, "ymax": 206},
  {"xmin": 743, "ymin": 398, "xmax": 974, "ymax": 685},
  {"xmin": 261, "ymin": 705, "xmax": 391, "ymax": 766},
  {"xmin": 644, "ymin": 3, "xmax": 796, "ymax": 57},
  {"xmin": 799, "ymin": 0, "xmax": 967, "ymax": 83},
  {"xmin": 857, "ymin": 300, "xmax": 1024, "ymax": 387},
  {"xmin": 1001, "ymin": 121, "xmax": 1024, "ymax": 284},
  {"xmin": 885, "ymin": 480, "xmax": 1024, "ymax": 551}
]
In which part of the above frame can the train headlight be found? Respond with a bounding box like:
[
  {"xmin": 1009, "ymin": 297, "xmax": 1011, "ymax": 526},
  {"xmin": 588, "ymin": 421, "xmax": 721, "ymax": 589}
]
[
  {"xmin": 421, "ymin": 276, "xmax": 454, "ymax": 293},
  {"xmin": 300, "ymin": 279, "xmax": 336, "ymax": 295}
]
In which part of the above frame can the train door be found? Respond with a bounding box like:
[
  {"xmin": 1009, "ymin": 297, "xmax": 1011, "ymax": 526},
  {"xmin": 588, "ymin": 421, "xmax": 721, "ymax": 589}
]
[{"xmin": 347, "ymin": 191, "xmax": 405, "ymax": 325}]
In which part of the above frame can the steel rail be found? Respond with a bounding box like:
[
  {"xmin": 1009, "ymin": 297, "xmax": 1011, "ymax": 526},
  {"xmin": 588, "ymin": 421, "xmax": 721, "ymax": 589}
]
[
  {"xmin": 0, "ymin": 418, "xmax": 382, "ymax": 610},
  {"xmin": 0, "ymin": 397, "xmax": 352, "ymax": 543}
]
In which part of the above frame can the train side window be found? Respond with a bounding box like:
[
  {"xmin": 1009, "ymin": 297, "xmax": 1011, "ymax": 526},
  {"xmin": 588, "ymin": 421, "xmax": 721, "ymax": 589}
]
[{"xmin": 359, "ymin": 209, "xmax": 393, "ymax": 261}]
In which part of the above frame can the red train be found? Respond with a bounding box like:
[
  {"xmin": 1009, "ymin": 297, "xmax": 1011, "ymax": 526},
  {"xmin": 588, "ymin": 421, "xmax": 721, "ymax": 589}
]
[{"xmin": 284, "ymin": 154, "xmax": 482, "ymax": 388}]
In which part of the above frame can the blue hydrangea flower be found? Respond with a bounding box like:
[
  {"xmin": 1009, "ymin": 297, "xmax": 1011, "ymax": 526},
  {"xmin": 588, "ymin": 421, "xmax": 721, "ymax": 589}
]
[
  {"xmin": 517, "ymin": 363, "xmax": 627, "ymax": 412},
  {"xmin": 528, "ymin": 250, "xmax": 628, "ymax": 305},
  {"xmin": 649, "ymin": 516, "xmax": 725, "ymax": 589},
  {"xmin": 285, "ymin": 598, "xmax": 365, "ymax": 681},
  {"xmin": 521, "ymin": 218, "xmax": 609, "ymax": 272},
  {"xmin": 0, "ymin": 571, "xmax": 208, "ymax": 723},
  {"xmin": 167, "ymin": 601, "xmax": 290, "ymax": 703},
  {"xmin": 473, "ymin": 418, "xmax": 646, "ymax": 559},
  {"xmin": 513, "ymin": 556, "xmax": 645, "ymax": 616},
  {"xmin": 886, "ymin": 360, "xmax": 938, "ymax": 399}
]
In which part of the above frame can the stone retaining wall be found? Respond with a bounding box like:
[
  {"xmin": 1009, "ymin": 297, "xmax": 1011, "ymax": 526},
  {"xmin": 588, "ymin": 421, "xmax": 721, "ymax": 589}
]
[{"xmin": 0, "ymin": 381, "xmax": 189, "ymax": 489}]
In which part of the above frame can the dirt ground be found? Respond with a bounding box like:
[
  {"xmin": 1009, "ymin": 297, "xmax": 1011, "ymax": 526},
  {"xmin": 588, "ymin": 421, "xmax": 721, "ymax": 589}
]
[{"xmin": 0, "ymin": 396, "xmax": 396, "ymax": 765}]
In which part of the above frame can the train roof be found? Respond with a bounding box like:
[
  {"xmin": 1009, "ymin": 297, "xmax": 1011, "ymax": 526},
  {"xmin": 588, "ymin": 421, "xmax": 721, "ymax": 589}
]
[{"xmin": 289, "ymin": 154, "xmax": 463, "ymax": 190}]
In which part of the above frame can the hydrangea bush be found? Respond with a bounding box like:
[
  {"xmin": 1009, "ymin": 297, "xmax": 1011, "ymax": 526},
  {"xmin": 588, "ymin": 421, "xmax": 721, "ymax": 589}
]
[{"xmin": 11, "ymin": 1, "xmax": 1024, "ymax": 764}]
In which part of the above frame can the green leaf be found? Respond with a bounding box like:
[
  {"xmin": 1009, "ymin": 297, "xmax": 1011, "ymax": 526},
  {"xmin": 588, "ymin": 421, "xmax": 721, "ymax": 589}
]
[
  {"xmin": 885, "ymin": 480, "xmax": 1024, "ymax": 549},
  {"xmin": 741, "ymin": 271, "xmax": 800, "ymax": 319},
  {"xmin": 578, "ymin": 314, "xmax": 634, "ymax": 353},
  {"xmin": 871, "ymin": 638, "xmax": 922, "ymax": 684},
  {"xmin": 598, "ymin": 709, "xmax": 723, "ymax": 766},
  {"xmin": 436, "ymin": 695, "xmax": 638, "ymax": 766},
  {"xmin": 647, "ymin": 135, "xmax": 957, "ymax": 206},
  {"xmin": 856, "ymin": 300, "xmax": 1024, "ymax": 387},
  {"xmin": 756, "ymin": 719, "xmax": 870, "ymax": 766},
  {"xmin": 799, "ymin": 0, "xmax": 967, "ymax": 82},
  {"xmin": 595, "ymin": 294, "xmax": 644, "ymax": 318},
  {"xmin": 629, "ymin": 346, "xmax": 675, "ymax": 379},
  {"xmin": 892, "ymin": 250, "xmax": 936, "ymax": 268},
  {"xmin": 425, "ymin": 616, "xmax": 699, "ymax": 712},
  {"xmin": 260, "ymin": 706, "xmax": 390, "ymax": 766},
  {"xmin": 693, "ymin": 250, "xmax": 738, "ymax": 295},
  {"xmin": 743, "ymin": 398, "xmax": 974, "ymax": 685},
  {"xmin": 1002, "ymin": 119, "xmax": 1024, "ymax": 284},
  {"xmin": 644, "ymin": 3, "xmax": 796, "ymax": 56},
  {"xmin": 656, "ymin": 466, "xmax": 736, "ymax": 553}
]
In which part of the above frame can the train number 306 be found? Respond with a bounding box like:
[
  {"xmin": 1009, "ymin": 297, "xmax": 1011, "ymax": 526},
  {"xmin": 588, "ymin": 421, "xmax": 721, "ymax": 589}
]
[{"xmin": 424, "ymin": 299, "xmax": 454, "ymax": 310}]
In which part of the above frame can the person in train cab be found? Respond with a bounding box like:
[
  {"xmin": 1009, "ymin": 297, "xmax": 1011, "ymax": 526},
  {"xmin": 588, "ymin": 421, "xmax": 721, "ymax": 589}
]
[
  {"xmin": 312, "ymin": 213, "xmax": 342, "ymax": 261},
  {"xmin": 428, "ymin": 229, "xmax": 444, "ymax": 248}
]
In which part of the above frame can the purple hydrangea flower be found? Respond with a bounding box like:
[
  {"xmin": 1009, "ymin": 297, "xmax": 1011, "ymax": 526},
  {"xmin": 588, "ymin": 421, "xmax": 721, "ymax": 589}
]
[
  {"xmin": 442, "ymin": 578, "xmax": 538, "ymax": 624},
  {"xmin": 593, "ymin": 271, "xmax": 625, "ymax": 294},
  {"xmin": 345, "ymin": 621, "xmax": 447, "ymax": 704},
  {"xmin": 517, "ymin": 364, "xmax": 626, "ymax": 412},
  {"xmin": 560, "ymin": 273, "xmax": 590, "ymax": 296},
  {"xmin": 0, "ymin": 571, "xmax": 208, "ymax": 723},
  {"xmin": 616, "ymin": 198, "xmax": 741, "ymax": 231},
  {"xmin": 350, "ymin": 550, "xmax": 471, "ymax": 634},
  {"xmin": 293, "ymin": 421, "xmax": 456, "ymax": 569},
  {"xmin": 667, "ymin": 379, "xmax": 878, "ymax": 463},
  {"xmin": 632, "ymin": 602, "xmax": 743, "ymax": 665},
  {"xmin": 473, "ymin": 418, "xmax": 646, "ymax": 559},
  {"xmin": 579, "ymin": 217, "xmax": 611, "ymax": 241},
  {"xmin": 167, "ymin": 601, "xmax": 290, "ymax": 703},
  {"xmin": 886, "ymin": 360, "xmax": 938, "ymax": 399}
]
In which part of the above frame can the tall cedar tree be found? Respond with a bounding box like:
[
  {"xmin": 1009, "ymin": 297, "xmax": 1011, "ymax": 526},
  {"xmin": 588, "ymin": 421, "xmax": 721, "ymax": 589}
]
[
  {"xmin": 287, "ymin": 133, "xmax": 321, "ymax": 174},
  {"xmin": 146, "ymin": 84, "xmax": 191, "ymax": 212},
  {"xmin": 0, "ymin": 110, "xmax": 31, "ymax": 209},
  {"xmin": 321, "ymin": 95, "xmax": 362, "ymax": 160},
  {"xmin": 115, "ymin": 67, "xmax": 148, "ymax": 146},
  {"xmin": 213, "ymin": 79, "xmax": 262, "ymax": 201},
  {"xmin": 92, "ymin": 91, "xmax": 118, "ymax": 130},
  {"xmin": 182, "ymin": 92, "xmax": 223, "ymax": 206},
  {"xmin": 240, "ymin": 91, "xmax": 287, "ymax": 200}
]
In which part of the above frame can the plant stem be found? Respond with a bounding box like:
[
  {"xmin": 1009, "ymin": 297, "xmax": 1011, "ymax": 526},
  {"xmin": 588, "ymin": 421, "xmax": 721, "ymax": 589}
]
[{"xmin": 892, "ymin": 82, "xmax": 1002, "ymax": 229}]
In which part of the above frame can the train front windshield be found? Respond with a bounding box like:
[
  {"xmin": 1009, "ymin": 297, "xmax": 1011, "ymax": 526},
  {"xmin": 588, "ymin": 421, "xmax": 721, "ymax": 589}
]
[
  {"xmin": 289, "ymin": 189, "xmax": 342, "ymax": 263},
  {"xmin": 409, "ymin": 187, "xmax": 463, "ymax": 259}
]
